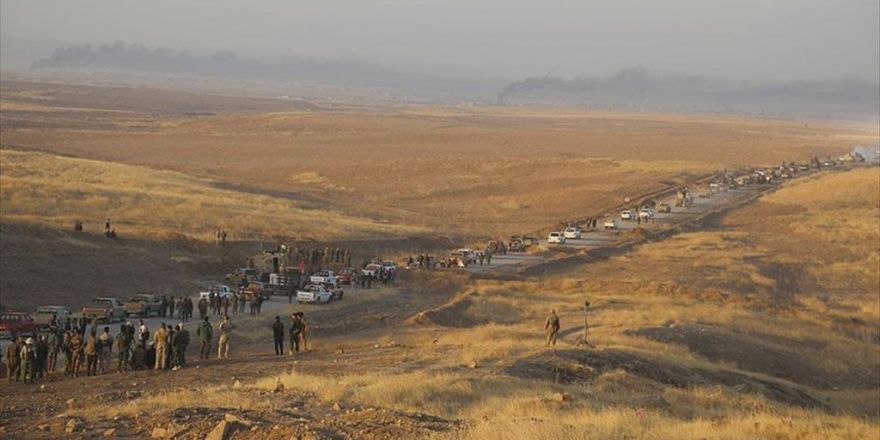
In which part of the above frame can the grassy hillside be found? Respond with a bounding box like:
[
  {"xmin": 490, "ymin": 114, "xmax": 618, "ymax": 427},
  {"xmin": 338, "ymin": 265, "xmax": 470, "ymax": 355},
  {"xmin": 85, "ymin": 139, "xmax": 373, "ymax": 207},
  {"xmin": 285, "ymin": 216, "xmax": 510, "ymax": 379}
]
[
  {"xmin": 3, "ymin": 80, "xmax": 877, "ymax": 236},
  {"xmin": 0, "ymin": 148, "xmax": 424, "ymax": 241},
  {"xmin": 255, "ymin": 168, "xmax": 877, "ymax": 439}
]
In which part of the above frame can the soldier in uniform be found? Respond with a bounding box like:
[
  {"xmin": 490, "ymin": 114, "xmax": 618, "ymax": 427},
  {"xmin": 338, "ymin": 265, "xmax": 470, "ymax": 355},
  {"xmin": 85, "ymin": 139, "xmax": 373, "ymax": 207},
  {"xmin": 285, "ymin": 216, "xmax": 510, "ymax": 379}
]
[
  {"xmin": 20, "ymin": 338, "xmax": 35, "ymax": 384},
  {"xmin": 272, "ymin": 316, "xmax": 284, "ymax": 355},
  {"xmin": 217, "ymin": 316, "xmax": 232, "ymax": 359},
  {"xmin": 545, "ymin": 309, "xmax": 560, "ymax": 347},
  {"xmin": 5, "ymin": 337, "xmax": 21, "ymax": 382},
  {"xmin": 197, "ymin": 316, "xmax": 213, "ymax": 359},
  {"xmin": 153, "ymin": 323, "xmax": 168, "ymax": 370},
  {"xmin": 34, "ymin": 335, "xmax": 48, "ymax": 380},
  {"xmin": 288, "ymin": 313, "xmax": 303, "ymax": 354},
  {"xmin": 172, "ymin": 323, "xmax": 190, "ymax": 370},
  {"xmin": 115, "ymin": 324, "xmax": 132, "ymax": 372},
  {"xmin": 84, "ymin": 331, "xmax": 98, "ymax": 376},
  {"xmin": 69, "ymin": 331, "xmax": 83, "ymax": 377},
  {"xmin": 46, "ymin": 329, "xmax": 60, "ymax": 374}
]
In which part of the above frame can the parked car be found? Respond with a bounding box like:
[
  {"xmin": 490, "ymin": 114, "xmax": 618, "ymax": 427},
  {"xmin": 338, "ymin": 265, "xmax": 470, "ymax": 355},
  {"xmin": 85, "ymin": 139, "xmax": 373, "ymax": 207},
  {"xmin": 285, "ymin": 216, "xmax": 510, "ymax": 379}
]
[
  {"xmin": 657, "ymin": 202, "xmax": 671, "ymax": 213},
  {"xmin": 621, "ymin": 210, "xmax": 635, "ymax": 221},
  {"xmin": 124, "ymin": 294, "xmax": 162, "ymax": 317},
  {"xmin": 604, "ymin": 219, "xmax": 618, "ymax": 230},
  {"xmin": 296, "ymin": 284, "xmax": 343, "ymax": 303},
  {"xmin": 199, "ymin": 284, "xmax": 236, "ymax": 300},
  {"xmin": 310, "ymin": 270, "xmax": 337, "ymax": 286},
  {"xmin": 82, "ymin": 297, "xmax": 127, "ymax": 323},
  {"xmin": 0, "ymin": 312, "xmax": 40, "ymax": 339},
  {"xmin": 361, "ymin": 263, "xmax": 382, "ymax": 277},
  {"xmin": 639, "ymin": 208, "xmax": 654, "ymax": 219},
  {"xmin": 563, "ymin": 227, "xmax": 581, "ymax": 239},
  {"xmin": 547, "ymin": 231, "xmax": 566, "ymax": 244},
  {"xmin": 336, "ymin": 268, "xmax": 356, "ymax": 284},
  {"xmin": 33, "ymin": 305, "xmax": 72, "ymax": 329}
]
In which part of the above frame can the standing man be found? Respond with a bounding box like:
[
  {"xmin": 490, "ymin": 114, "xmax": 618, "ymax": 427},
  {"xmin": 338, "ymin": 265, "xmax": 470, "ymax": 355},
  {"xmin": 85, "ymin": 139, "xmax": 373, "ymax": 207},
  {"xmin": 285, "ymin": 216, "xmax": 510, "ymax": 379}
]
[
  {"xmin": 115, "ymin": 324, "xmax": 131, "ymax": 372},
  {"xmin": 172, "ymin": 323, "xmax": 189, "ymax": 370},
  {"xmin": 5, "ymin": 337, "xmax": 20, "ymax": 382},
  {"xmin": 545, "ymin": 309, "xmax": 560, "ymax": 347},
  {"xmin": 137, "ymin": 320, "xmax": 149, "ymax": 349},
  {"xmin": 98, "ymin": 326, "xmax": 113, "ymax": 374},
  {"xmin": 217, "ymin": 316, "xmax": 231, "ymax": 359},
  {"xmin": 20, "ymin": 338, "xmax": 35, "ymax": 384},
  {"xmin": 197, "ymin": 316, "xmax": 213, "ymax": 360},
  {"xmin": 84, "ymin": 331, "xmax": 98, "ymax": 376},
  {"xmin": 198, "ymin": 297, "xmax": 208, "ymax": 320},
  {"xmin": 46, "ymin": 329, "xmax": 60, "ymax": 375},
  {"xmin": 288, "ymin": 313, "xmax": 302, "ymax": 354},
  {"xmin": 153, "ymin": 323, "xmax": 168, "ymax": 370},
  {"xmin": 272, "ymin": 316, "xmax": 284, "ymax": 355},
  {"xmin": 68, "ymin": 331, "xmax": 83, "ymax": 377}
]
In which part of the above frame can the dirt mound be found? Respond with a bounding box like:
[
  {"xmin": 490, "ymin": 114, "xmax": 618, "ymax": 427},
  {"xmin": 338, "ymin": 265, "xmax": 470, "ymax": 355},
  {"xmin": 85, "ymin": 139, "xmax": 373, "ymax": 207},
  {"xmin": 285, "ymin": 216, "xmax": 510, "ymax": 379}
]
[
  {"xmin": 406, "ymin": 291, "xmax": 484, "ymax": 328},
  {"xmin": 505, "ymin": 349, "xmax": 825, "ymax": 409},
  {"xmin": 631, "ymin": 325, "xmax": 879, "ymax": 390}
]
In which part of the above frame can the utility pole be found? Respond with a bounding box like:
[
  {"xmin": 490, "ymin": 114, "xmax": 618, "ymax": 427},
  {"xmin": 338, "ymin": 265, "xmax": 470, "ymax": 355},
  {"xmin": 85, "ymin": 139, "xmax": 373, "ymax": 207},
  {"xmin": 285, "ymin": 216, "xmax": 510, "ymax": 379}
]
[{"xmin": 579, "ymin": 299, "xmax": 592, "ymax": 347}]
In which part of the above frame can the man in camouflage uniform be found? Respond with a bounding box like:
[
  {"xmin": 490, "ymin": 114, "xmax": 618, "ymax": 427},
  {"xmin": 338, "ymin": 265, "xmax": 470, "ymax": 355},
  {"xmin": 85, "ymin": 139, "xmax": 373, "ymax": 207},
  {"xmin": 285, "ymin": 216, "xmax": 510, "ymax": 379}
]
[
  {"xmin": 68, "ymin": 331, "xmax": 83, "ymax": 377},
  {"xmin": 153, "ymin": 323, "xmax": 169, "ymax": 370},
  {"xmin": 197, "ymin": 316, "xmax": 213, "ymax": 359},
  {"xmin": 217, "ymin": 316, "xmax": 232, "ymax": 359},
  {"xmin": 545, "ymin": 309, "xmax": 560, "ymax": 347},
  {"xmin": 172, "ymin": 323, "xmax": 190, "ymax": 370},
  {"xmin": 5, "ymin": 337, "xmax": 21, "ymax": 382}
]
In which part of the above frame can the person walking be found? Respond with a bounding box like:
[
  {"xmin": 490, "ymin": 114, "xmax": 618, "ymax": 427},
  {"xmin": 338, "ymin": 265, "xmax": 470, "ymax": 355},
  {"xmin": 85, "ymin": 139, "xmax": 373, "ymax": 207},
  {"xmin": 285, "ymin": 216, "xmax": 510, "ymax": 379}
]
[
  {"xmin": 272, "ymin": 316, "xmax": 284, "ymax": 355},
  {"xmin": 197, "ymin": 316, "xmax": 213, "ymax": 359},
  {"xmin": 217, "ymin": 316, "xmax": 232, "ymax": 359},
  {"xmin": 153, "ymin": 323, "xmax": 168, "ymax": 370},
  {"xmin": 545, "ymin": 309, "xmax": 561, "ymax": 347}
]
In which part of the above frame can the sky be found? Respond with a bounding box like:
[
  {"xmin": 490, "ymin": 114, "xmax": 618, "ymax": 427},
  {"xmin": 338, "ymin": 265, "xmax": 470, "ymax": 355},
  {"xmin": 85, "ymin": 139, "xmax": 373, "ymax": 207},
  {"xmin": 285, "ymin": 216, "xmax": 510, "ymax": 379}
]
[{"xmin": 1, "ymin": 0, "xmax": 879, "ymax": 82}]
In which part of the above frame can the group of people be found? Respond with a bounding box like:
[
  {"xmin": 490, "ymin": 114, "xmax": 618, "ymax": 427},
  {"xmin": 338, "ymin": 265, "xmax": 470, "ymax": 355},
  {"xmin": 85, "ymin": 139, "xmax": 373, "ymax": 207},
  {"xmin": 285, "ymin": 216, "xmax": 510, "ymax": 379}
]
[
  {"xmin": 271, "ymin": 312, "xmax": 308, "ymax": 356},
  {"xmin": 4, "ymin": 314, "xmax": 240, "ymax": 384},
  {"xmin": 198, "ymin": 291, "xmax": 264, "ymax": 318},
  {"xmin": 70, "ymin": 218, "xmax": 117, "ymax": 239}
]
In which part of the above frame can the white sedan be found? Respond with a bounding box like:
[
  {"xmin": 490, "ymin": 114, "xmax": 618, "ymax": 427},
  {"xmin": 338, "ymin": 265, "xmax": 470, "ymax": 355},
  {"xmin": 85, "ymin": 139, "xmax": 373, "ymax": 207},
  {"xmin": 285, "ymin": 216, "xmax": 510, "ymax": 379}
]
[
  {"xmin": 563, "ymin": 227, "xmax": 581, "ymax": 239},
  {"xmin": 621, "ymin": 210, "xmax": 635, "ymax": 221},
  {"xmin": 604, "ymin": 219, "xmax": 618, "ymax": 230},
  {"xmin": 547, "ymin": 232, "xmax": 566, "ymax": 244}
]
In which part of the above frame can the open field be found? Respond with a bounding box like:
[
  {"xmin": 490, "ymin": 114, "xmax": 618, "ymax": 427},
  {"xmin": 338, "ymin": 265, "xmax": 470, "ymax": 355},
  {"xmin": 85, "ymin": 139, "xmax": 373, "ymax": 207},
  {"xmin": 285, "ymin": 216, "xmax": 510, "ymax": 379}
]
[
  {"xmin": 2, "ymin": 80, "xmax": 877, "ymax": 237},
  {"xmin": 0, "ymin": 80, "xmax": 878, "ymax": 439}
]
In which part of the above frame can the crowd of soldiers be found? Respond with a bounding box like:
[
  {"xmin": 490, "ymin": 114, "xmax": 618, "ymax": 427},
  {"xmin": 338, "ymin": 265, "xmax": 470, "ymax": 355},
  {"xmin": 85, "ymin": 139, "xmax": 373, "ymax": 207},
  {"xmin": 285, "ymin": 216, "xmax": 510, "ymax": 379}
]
[{"xmin": 4, "ymin": 314, "xmax": 240, "ymax": 384}]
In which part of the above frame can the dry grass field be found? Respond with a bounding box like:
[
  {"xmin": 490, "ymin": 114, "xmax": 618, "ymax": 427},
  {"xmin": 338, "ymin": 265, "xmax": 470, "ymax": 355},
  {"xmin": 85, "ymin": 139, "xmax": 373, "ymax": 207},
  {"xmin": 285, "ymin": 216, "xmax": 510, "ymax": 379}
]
[
  {"xmin": 2, "ymin": 80, "xmax": 877, "ymax": 237},
  {"xmin": 1, "ymin": 80, "xmax": 878, "ymax": 439}
]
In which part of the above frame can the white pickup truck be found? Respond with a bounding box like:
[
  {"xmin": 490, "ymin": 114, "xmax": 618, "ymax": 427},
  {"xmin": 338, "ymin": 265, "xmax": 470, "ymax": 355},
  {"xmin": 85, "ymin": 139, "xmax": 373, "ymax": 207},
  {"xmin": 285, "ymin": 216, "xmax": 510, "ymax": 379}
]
[
  {"xmin": 296, "ymin": 284, "xmax": 344, "ymax": 304},
  {"xmin": 199, "ymin": 284, "xmax": 236, "ymax": 301},
  {"xmin": 309, "ymin": 270, "xmax": 337, "ymax": 286}
]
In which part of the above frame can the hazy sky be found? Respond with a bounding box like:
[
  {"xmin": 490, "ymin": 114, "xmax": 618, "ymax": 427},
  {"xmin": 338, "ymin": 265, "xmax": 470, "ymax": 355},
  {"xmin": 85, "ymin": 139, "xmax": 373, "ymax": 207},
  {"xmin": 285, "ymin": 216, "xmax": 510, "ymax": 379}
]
[{"xmin": 2, "ymin": 0, "xmax": 878, "ymax": 81}]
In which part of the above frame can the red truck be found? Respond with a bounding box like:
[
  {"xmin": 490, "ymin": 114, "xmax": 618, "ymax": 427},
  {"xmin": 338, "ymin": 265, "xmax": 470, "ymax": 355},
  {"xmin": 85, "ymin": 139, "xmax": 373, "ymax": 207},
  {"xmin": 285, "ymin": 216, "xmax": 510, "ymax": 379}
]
[{"xmin": 0, "ymin": 312, "xmax": 40, "ymax": 339}]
